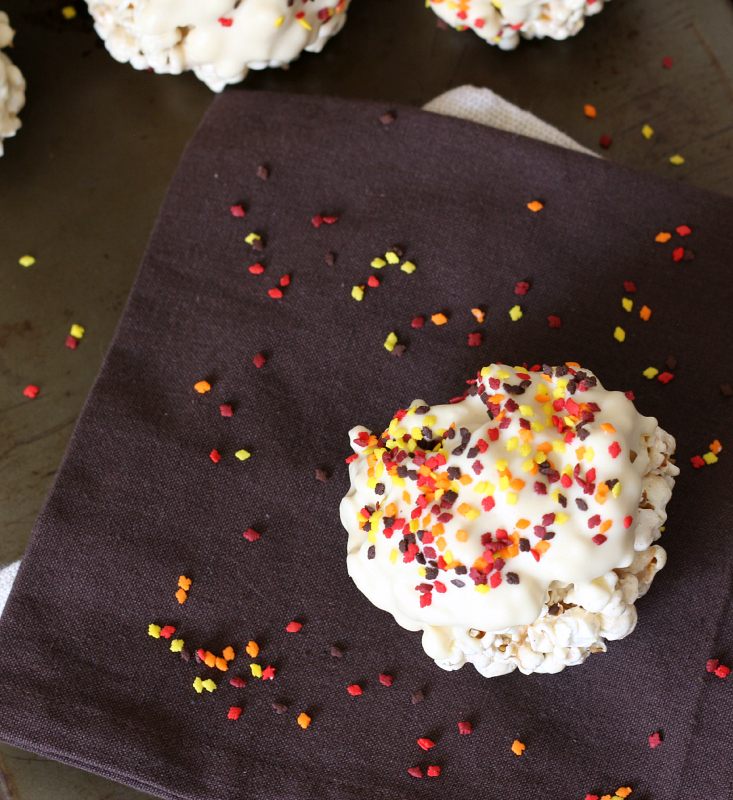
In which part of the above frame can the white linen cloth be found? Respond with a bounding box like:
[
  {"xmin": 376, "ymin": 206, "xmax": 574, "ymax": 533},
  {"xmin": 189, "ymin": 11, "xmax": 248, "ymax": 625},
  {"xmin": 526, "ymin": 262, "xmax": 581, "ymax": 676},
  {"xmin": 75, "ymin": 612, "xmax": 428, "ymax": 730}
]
[{"xmin": 0, "ymin": 85, "xmax": 589, "ymax": 617}]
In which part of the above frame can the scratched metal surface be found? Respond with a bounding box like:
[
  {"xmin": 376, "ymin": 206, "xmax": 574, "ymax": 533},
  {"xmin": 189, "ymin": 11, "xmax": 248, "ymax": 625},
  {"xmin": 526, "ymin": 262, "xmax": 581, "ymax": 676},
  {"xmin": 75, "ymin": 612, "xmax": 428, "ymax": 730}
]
[{"xmin": 0, "ymin": 0, "xmax": 732, "ymax": 798}]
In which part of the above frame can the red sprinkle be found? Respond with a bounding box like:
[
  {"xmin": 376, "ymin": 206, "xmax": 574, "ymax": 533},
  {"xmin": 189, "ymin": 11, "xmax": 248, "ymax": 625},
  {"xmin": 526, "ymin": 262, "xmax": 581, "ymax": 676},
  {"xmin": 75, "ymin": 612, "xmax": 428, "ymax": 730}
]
[
  {"xmin": 229, "ymin": 677, "xmax": 246, "ymax": 688},
  {"xmin": 658, "ymin": 372, "xmax": 674, "ymax": 384},
  {"xmin": 219, "ymin": 17, "xmax": 233, "ymax": 26},
  {"xmin": 249, "ymin": 263, "xmax": 264, "ymax": 274},
  {"xmin": 663, "ymin": 56, "xmax": 673, "ymax": 68},
  {"xmin": 368, "ymin": 276, "xmax": 380, "ymax": 287},
  {"xmin": 623, "ymin": 281, "xmax": 637, "ymax": 293},
  {"xmin": 253, "ymin": 353, "xmax": 267, "ymax": 368},
  {"xmin": 608, "ymin": 442, "xmax": 621, "ymax": 458},
  {"xmin": 514, "ymin": 281, "xmax": 530, "ymax": 295},
  {"xmin": 228, "ymin": 706, "xmax": 242, "ymax": 719},
  {"xmin": 379, "ymin": 673, "xmax": 393, "ymax": 686},
  {"xmin": 624, "ymin": 390, "xmax": 635, "ymax": 401},
  {"xmin": 220, "ymin": 404, "xmax": 233, "ymax": 417},
  {"xmin": 481, "ymin": 496, "xmax": 495, "ymax": 512},
  {"xmin": 210, "ymin": 449, "xmax": 221, "ymax": 463},
  {"xmin": 458, "ymin": 721, "xmax": 472, "ymax": 735},
  {"xmin": 585, "ymin": 796, "xmax": 600, "ymax": 800},
  {"xmin": 65, "ymin": 335, "xmax": 79, "ymax": 349},
  {"xmin": 489, "ymin": 572, "xmax": 502, "ymax": 588},
  {"xmin": 243, "ymin": 528, "xmax": 260, "ymax": 542},
  {"xmin": 677, "ymin": 224, "xmax": 691, "ymax": 236},
  {"xmin": 427, "ymin": 766, "xmax": 441, "ymax": 777},
  {"xmin": 159, "ymin": 625, "xmax": 176, "ymax": 639},
  {"xmin": 196, "ymin": 648, "xmax": 206, "ymax": 661},
  {"xmin": 707, "ymin": 659, "xmax": 720, "ymax": 673},
  {"xmin": 715, "ymin": 665, "xmax": 731, "ymax": 678},
  {"xmin": 690, "ymin": 455, "xmax": 705, "ymax": 469},
  {"xmin": 591, "ymin": 534, "xmax": 607, "ymax": 545},
  {"xmin": 280, "ymin": 274, "xmax": 290, "ymax": 287},
  {"xmin": 547, "ymin": 315, "xmax": 562, "ymax": 328},
  {"xmin": 347, "ymin": 684, "xmax": 363, "ymax": 696},
  {"xmin": 407, "ymin": 767, "xmax": 423, "ymax": 779},
  {"xmin": 411, "ymin": 316, "xmax": 425, "ymax": 328},
  {"xmin": 623, "ymin": 516, "xmax": 633, "ymax": 528},
  {"xmin": 673, "ymin": 247, "xmax": 684, "ymax": 261},
  {"xmin": 649, "ymin": 732, "xmax": 662, "ymax": 748},
  {"xmin": 599, "ymin": 134, "xmax": 613, "ymax": 148},
  {"xmin": 229, "ymin": 204, "xmax": 245, "ymax": 217},
  {"xmin": 268, "ymin": 288, "xmax": 283, "ymax": 299},
  {"xmin": 262, "ymin": 665, "xmax": 276, "ymax": 680},
  {"xmin": 345, "ymin": 454, "xmax": 358, "ymax": 464},
  {"xmin": 23, "ymin": 385, "xmax": 40, "ymax": 398},
  {"xmin": 286, "ymin": 621, "xmax": 303, "ymax": 633},
  {"xmin": 417, "ymin": 738, "xmax": 435, "ymax": 751},
  {"xmin": 323, "ymin": 216, "xmax": 338, "ymax": 224},
  {"xmin": 468, "ymin": 333, "xmax": 482, "ymax": 346}
]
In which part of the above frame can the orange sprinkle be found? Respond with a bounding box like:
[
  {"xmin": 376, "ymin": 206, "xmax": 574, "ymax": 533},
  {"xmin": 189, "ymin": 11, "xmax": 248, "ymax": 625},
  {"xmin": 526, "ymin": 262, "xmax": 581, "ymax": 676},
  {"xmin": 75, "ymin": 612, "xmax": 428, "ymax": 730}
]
[
  {"xmin": 710, "ymin": 439, "xmax": 722, "ymax": 454},
  {"xmin": 297, "ymin": 712, "xmax": 311, "ymax": 729},
  {"xmin": 223, "ymin": 646, "xmax": 235, "ymax": 661},
  {"xmin": 509, "ymin": 531, "xmax": 520, "ymax": 545},
  {"xmin": 527, "ymin": 200, "xmax": 543, "ymax": 212},
  {"xmin": 599, "ymin": 520, "xmax": 612, "ymax": 534},
  {"xmin": 386, "ymin": 503, "xmax": 397, "ymax": 516},
  {"xmin": 456, "ymin": 530, "xmax": 468, "ymax": 542},
  {"xmin": 597, "ymin": 482, "xmax": 609, "ymax": 495},
  {"xmin": 600, "ymin": 423, "xmax": 616, "ymax": 434},
  {"xmin": 565, "ymin": 362, "xmax": 581, "ymax": 368},
  {"xmin": 175, "ymin": 588, "xmax": 188, "ymax": 604},
  {"xmin": 616, "ymin": 790, "xmax": 632, "ymax": 798},
  {"xmin": 246, "ymin": 641, "xmax": 259, "ymax": 658},
  {"xmin": 473, "ymin": 557, "xmax": 488, "ymax": 571},
  {"xmin": 509, "ymin": 478, "xmax": 525, "ymax": 491},
  {"xmin": 511, "ymin": 740, "xmax": 526, "ymax": 756},
  {"xmin": 655, "ymin": 231, "xmax": 672, "ymax": 242},
  {"xmin": 194, "ymin": 380, "xmax": 211, "ymax": 394},
  {"xmin": 595, "ymin": 493, "xmax": 607, "ymax": 506},
  {"xmin": 178, "ymin": 575, "xmax": 192, "ymax": 591},
  {"xmin": 215, "ymin": 657, "xmax": 229, "ymax": 671},
  {"xmin": 516, "ymin": 519, "xmax": 530, "ymax": 529},
  {"xmin": 204, "ymin": 651, "xmax": 216, "ymax": 668},
  {"xmin": 536, "ymin": 442, "xmax": 553, "ymax": 454},
  {"xmin": 640, "ymin": 305, "xmax": 652, "ymax": 321},
  {"xmin": 535, "ymin": 540, "xmax": 550, "ymax": 554},
  {"xmin": 471, "ymin": 308, "xmax": 485, "ymax": 322},
  {"xmin": 584, "ymin": 104, "xmax": 597, "ymax": 118},
  {"xmin": 431, "ymin": 313, "xmax": 448, "ymax": 325},
  {"xmin": 402, "ymin": 491, "xmax": 411, "ymax": 502},
  {"xmin": 432, "ymin": 523, "xmax": 445, "ymax": 536},
  {"xmin": 519, "ymin": 428, "xmax": 534, "ymax": 442},
  {"xmin": 459, "ymin": 474, "xmax": 473, "ymax": 485}
]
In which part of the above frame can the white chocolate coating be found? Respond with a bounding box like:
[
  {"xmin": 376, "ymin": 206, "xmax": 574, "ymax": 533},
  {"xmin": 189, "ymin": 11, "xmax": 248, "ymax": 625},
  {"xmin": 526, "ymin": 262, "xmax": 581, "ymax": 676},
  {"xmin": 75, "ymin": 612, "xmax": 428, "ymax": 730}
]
[
  {"xmin": 0, "ymin": 12, "xmax": 25, "ymax": 157},
  {"xmin": 86, "ymin": 0, "xmax": 352, "ymax": 92},
  {"xmin": 428, "ymin": 0, "xmax": 609, "ymax": 51},
  {"xmin": 342, "ymin": 364, "xmax": 678, "ymax": 676}
]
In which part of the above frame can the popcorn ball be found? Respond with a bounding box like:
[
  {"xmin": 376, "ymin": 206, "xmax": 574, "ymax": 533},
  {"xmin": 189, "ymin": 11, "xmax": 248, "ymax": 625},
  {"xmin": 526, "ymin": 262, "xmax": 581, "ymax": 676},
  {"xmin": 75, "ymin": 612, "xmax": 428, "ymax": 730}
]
[
  {"xmin": 341, "ymin": 364, "xmax": 678, "ymax": 677},
  {"xmin": 0, "ymin": 11, "xmax": 25, "ymax": 157},
  {"xmin": 86, "ymin": 0, "xmax": 352, "ymax": 92},
  {"xmin": 428, "ymin": 0, "xmax": 610, "ymax": 51}
]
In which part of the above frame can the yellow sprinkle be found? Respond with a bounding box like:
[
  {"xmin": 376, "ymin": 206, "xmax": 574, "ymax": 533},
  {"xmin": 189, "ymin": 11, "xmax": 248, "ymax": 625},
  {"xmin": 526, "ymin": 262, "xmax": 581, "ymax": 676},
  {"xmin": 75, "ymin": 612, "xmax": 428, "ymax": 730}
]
[
  {"xmin": 552, "ymin": 440, "xmax": 566, "ymax": 453},
  {"xmin": 61, "ymin": 5, "xmax": 77, "ymax": 18},
  {"xmin": 641, "ymin": 124, "xmax": 654, "ymax": 139},
  {"xmin": 202, "ymin": 679, "xmax": 217, "ymax": 692},
  {"xmin": 499, "ymin": 476, "xmax": 509, "ymax": 491},
  {"xmin": 555, "ymin": 513, "xmax": 569, "ymax": 525},
  {"xmin": 622, "ymin": 298, "xmax": 633, "ymax": 312},
  {"xmin": 474, "ymin": 584, "xmax": 490, "ymax": 594},
  {"xmin": 527, "ymin": 200, "xmax": 543, "ymax": 212},
  {"xmin": 193, "ymin": 677, "xmax": 204, "ymax": 693},
  {"xmin": 70, "ymin": 324, "xmax": 85, "ymax": 339},
  {"xmin": 643, "ymin": 367, "xmax": 659, "ymax": 379},
  {"xmin": 669, "ymin": 154, "xmax": 685, "ymax": 165},
  {"xmin": 702, "ymin": 452, "xmax": 718, "ymax": 464},
  {"xmin": 351, "ymin": 285, "xmax": 364, "ymax": 301},
  {"xmin": 19, "ymin": 255, "xmax": 35, "ymax": 267},
  {"xmin": 521, "ymin": 459, "xmax": 535, "ymax": 473},
  {"xmin": 246, "ymin": 641, "xmax": 259, "ymax": 658},
  {"xmin": 614, "ymin": 326, "xmax": 626, "ymax": 342},
  {"xmin": 472, "ymin": 308, "xmax": 485, "ymax": 323},
  {"xmin": 401, "ymin": 261, "xmax": 416, "ymax": 274},
  {"xmin": 417, "ymin": 566, "xmax": 426, "ymax": 577},
  {"xmin": 148, "ymin": 624, "xmax": 161, "ymax": 638},
  {"xmin": 497, "ymin": 370, "xmax": 510, "ymax": 379},
  {"xmin": 274, "ymin": 15, "xmax": 284, "ymax": 27},
  {"xmin": 250, "ymin": 663, "xmax": 263, "ymax": 678},
  {"xmin": 409, "ymin": 518, "xmax": 419, "ymax": 532},
  {"xmin": 371, "ymin": 257, "xmax": 386, "ymax": 268},
  {"xmin": 506, "ymin": 492, "xmax": 517, "ymax": 505},
  {"xmin": 390, "ymin": 549, "xmax": 398, "ymax": 564},
  {"xmin": 297, "ymin": 712, "xmax": 311, "ymax": 729},
  {"xmin": 245, "ymin": 233, "xmax": 261, "ymax": 244},
  {"xmin": 299, "ymin": 17, "xmax": 312, "ymax": 29},
  {"xmin": 495, "ymin": 458, "xmax": 508, "ymax": 471},
  {"xmin": 506, "ymin": 437, "xmax": 519, "ymax": 451},
  {"xmin": 385, "ymin": 252, "xmax": 399, "ymax": 264},
  {"xmin": 384, "ymin": 332, "xmax": 398, "ymax": 351},
  {"xmin": 509, "ymin": 305, "xmax": 523, "ymax": 321},
  {"xmin": 519, "ymin": 443, "xmax": 532, "ymax": 457},
  {"xmin": 530, "ymin": 421, "xmax": 545, "ymax": 433},
  {"xmin": 234, "ymin": 449, "xmax": 251, "ymax": 462},
  {"xmin": 511, "ymin": 740, "xmax": 526, "ymax": 756},
  {"xmin": 518, "ymin": 405, "xmax": 534, "ymax": 417},
  {"xmin": 423, "ymin": 415, "xmax": 437, "ymax": 426},
  {"xmin": 534, "ymin": 452, "xmax": 547, "ymax": 464},
  {"xmin": 170, "ymin": 639, "xmax": 184, "ymax": 652},
  {"xmin": 585, "ymin": 447, "xmax": 595, "ymax": 462}
]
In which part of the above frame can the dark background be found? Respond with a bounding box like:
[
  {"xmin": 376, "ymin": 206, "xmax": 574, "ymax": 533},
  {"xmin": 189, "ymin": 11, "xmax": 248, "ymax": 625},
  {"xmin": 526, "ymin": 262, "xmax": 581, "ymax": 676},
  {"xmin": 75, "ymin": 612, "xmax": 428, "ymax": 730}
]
[{"xmin": 1, "ymin": 1, "xmax": 732, "ymax": 798}]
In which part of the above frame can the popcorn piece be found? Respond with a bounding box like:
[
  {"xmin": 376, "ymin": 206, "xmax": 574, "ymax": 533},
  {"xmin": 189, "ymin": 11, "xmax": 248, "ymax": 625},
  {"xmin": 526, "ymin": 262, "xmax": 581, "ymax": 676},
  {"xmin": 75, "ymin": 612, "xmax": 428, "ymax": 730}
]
[
  {"xmin": 0, "ymin": 12, "xmax": 25, "ymax": 157},
  {"xmin": 342, "ymin": 364, "xmax": 678, "ymax": 678},
  {"xmin": 86, "ymin": 0, "xmax": 353, "ymax": 92}
]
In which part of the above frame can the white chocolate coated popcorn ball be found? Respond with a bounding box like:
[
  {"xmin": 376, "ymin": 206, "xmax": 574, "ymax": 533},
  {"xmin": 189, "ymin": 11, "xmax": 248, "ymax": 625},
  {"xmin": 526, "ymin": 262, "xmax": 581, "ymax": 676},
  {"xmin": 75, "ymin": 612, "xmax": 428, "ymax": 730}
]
[
  {"xmin": 0, "ymin": 11, "xmax": 25, "ymax": 157},
  {"xmin": 341, "ymin": 363, "xmax": 678, "ymax": 677},
  {"xmin": 428, "ymin": 0, "xmax": 609, "ymax": 50},
  {"xmin": 86, "ymin": 0, "xmax": 352, "ymax": 92}
]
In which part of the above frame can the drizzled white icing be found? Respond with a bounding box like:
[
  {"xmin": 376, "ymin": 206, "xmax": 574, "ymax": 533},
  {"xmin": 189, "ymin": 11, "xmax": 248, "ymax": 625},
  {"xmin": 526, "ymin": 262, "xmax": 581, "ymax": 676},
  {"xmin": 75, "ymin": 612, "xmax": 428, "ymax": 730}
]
[
  {"xmin": 0, "ymin": 11, "xmax": 25, "ymax": 157},
  {"xmin": 341, "ymin": 364, "xmax": 678, "ymax": 676},
  {"xmin": 428, "ymin": 0, "xmax": 609, "ymax": 51},
  {"xmin": 86, "ymin": 0, "xmax": 352, "ymax": 92}
]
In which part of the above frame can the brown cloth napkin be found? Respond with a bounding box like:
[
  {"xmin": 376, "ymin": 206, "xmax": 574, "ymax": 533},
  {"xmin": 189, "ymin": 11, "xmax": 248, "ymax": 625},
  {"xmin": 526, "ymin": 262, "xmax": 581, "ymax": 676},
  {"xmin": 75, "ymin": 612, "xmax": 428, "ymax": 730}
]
[{"xmin": 0, "ymin": 90, "xmax": 732, "ymax": 800}]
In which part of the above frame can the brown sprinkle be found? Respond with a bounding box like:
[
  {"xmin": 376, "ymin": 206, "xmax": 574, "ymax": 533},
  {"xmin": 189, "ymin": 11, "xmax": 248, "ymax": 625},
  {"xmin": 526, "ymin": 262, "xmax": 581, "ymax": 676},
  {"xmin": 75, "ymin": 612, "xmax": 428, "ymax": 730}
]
[
  {"xmin": 330, "ymin": 645, "xmax": 344, "ymax": 658},
  {"xmin": 411, "ymin": 689, "xmax": 425, "ymax": 704}
]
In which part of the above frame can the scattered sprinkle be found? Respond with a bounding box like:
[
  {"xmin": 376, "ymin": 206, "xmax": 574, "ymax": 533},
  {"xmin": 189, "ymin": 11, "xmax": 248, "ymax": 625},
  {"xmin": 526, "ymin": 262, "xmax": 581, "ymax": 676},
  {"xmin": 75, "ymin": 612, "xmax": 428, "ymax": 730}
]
[
  {"xmin": 411, "ymin": 689, "xmax": 425, "ymax": 704},
  {"xmin": 230, "ymin": 204, "xmax": 245, "ymax": 217},
  {"xmin": 511, "ymin": 740, "xmax": 526, "ymax": 756},
  {"xmin": 367, "ymin": 276, "xmax": 380, "ymax": 288},
  {"xmin": 218, "ymin": 17, "xmax": 233, "ymax": 27},
  {"xmin": 642, "ymin": 124, "xmax": 654, "ymax": 139},
  {"xmin": 250, "ymin": 663, "xmax": 263, "ymax": 678},
  {"xmin": 514, "ymin": 281, "xmax": 530, "ymax": 295},
  {"xmin": 584, "ymin": 104, "xmax": 597, "ymax": 118},
  {"xmin": 268, "ymin": 288, "xmax": 283, "ymax": 298},
  {"xmin": 202, "ymin": 679, "xmax": 216, "ymax": 692},
  {"xmin": 235, "ymin": 449, "xmax": 251, "ymax": 461},
  {"xmin": 352, "ymin": 285, "xmax": 365, "ymax": 301},
  {"xmin": 509, "ymin": 305, "xmax": 522, "ymax": 322},
  {"xmin": 210, "ymin": 449, "xmax": 221, "ymax": 463},
  {"xmin": 23, "ymin": 385, "xmax": 39, "ymax": 398},
  {"xmin": 677, "ymin": 224, "xmax": 691, "ymax": 236},
  {"xmin": 715, "ymin": 664, "xmax": 730, "ymax": 678},
  {"xmin": 468, "ymin": 333, "xmax": 482, "ymax": 346},
  {"xmin": 159, "ymin": 625, "xmax": 176, "ymax": 639},
  {"xmin": 243, "ymin": 528, "xmax": 260, "ymax": 542},
  {"xmin": 401, "ymin": 261, "xmax": 417, "ymax": 274},
  {"xmin": 384, "ymin": 332, "xmax": 398, "ymax": 351},
  {"xmin": 458, "ymin": 721, "xmax": 472, "ymax": 735},
  {"xmin": 19, "ymin": 255, "xmax": 35, "ymax": 267},
  {"xmin": 547, "ymin": 315, "xmax": 562, "ymax": 328},
  {"xmin": 249, "ymin": 263, "xmax": 264, "ymax": 274},
  {"xmin": 223, "ymin": 646, "xmax": 235, "ymax": 661},
  {"xmin": 379, "ymin": 673, "xmax": 393, "ymax": 686},
  {"xmin": 272, "ymin": 701, "xmax": 288, "ymax": 713},
  {"xmin": 220, "ymin": 404, "xmax": 233, "ymax": 417},
  {"xmin": 148, "ymin": 624, "xmax": 162, "ymax": 638},
  {"xmin": 407, "ymin": 767, "xmax": 423, "ymax": 779},
  {"xmin": 70, "ymin": 324, "xmax": 85, "ymax": 339},
  {"xmin": 227, "ymin": 706, "xmax": 242, "ymax": 719},
  {"xmin": 371, "ymin": 257, "xmax": 386, "ymax": 269},
  {"xmin": 599, "ymin": 134, "xmax": 613, "ymax": 149},
  {"xmin": 527, "ymin": 200, "xmax": 543, "ymax": 212},
  {"xmin": 193, "ymin": 677, "xmax": 203, "ymax": 693},
  {"xmin": 471, "ymin": 308, "xmax": 485, "ymax": 322},
  {"xmin": 175, "ymin": 588, "xmax": 188, "ymax": 604},
  {"xmin": 262, "ymin": 665, "xmax": 276, "ymax": 680},
  {"xmin": 330, "ymin": 645, "xmax": 344, "ymax": 657},
  {"xmin": 246, "ymin": 641, "xmax": 259, "ymax": 657},
  {"xmin": 431, "ymin": 313, "xmax": 448, "ymax": 325},
  {"xmin": 62, "ymin": 6, "xmax": 77, "ymax": 19},
  {"xmin": 411, "ymin": 317, "xmax": 424, "ymax": 328},
  {"xmin": 256, "ymin": 165, "xmax": 269, "ymax": 180},
  {"xmin": 643, "ymin": 367, "xmax": 659, "ymax": 379},
  {"xmin": 253, "ymin": 353, "xmax": 267, "ymax": 368},
  {"xmin": 613, "ymin": 327, "xmax": 626, "ymax": 342},
  {"xmin": 657, "ymin": 372, "xmax": 674, "ymax": 384},
  {"xmin": 315, "ymin": 468, "xmax": 328, "ymax": 482},
  {"xmin": 622, "ymin": 298, "xmax": 633, "ymax": 312},
  {"xmin": 230, "ymin": 677, "xmax": 246, "ymax": 688},
  {"xmin": 639, "ymin": 305, "xmax": 651, "ymax": 321},
  {"xmin": 286, "ymin": 621, "xmax": 303, "ymax": 633},
  {"xmin": 624, "ymin": 281, "xmax": 637, "ymax": 292},
  {"xmin": 655, "ymin": 232, "xmax": 672, "ymax": 243},
  {"xmin": 297, "ymin": 712, "xmax": 311, "ymax": 729},
  {"xmin": 649, "ymin": 732, "xmax": 662, "ymax": 748},
  {"xmin": 663, "ymin": 56, "xmax": 673, "ymax": 68},
  {"xmin": 170, "ymin": 639, "xmax": 184, "ymax": 652},
  {"xmin": 194, "ymin": 381, "xmax": 211, "ymax": 394},
  {"xmin": 347, "ymin": 684, "xmax": 362, "ymax": 696},
  {"xmin": 245, "ymin": 233, "xmax": 261, "ymax": 245},
  {"xmin": 427, "ymin": 766, "xmax": 441, "ymax": 777},
  {"xmin": 379, "ymin": 112, "xmax": 395, "ymax": 125},
  {"xmin": 417, "ymin": 738, "xmax": 435, "ymax": 751},
  {"xmin": 669, "ymin": 154, "xmax": 685, "ymax": 165}
]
